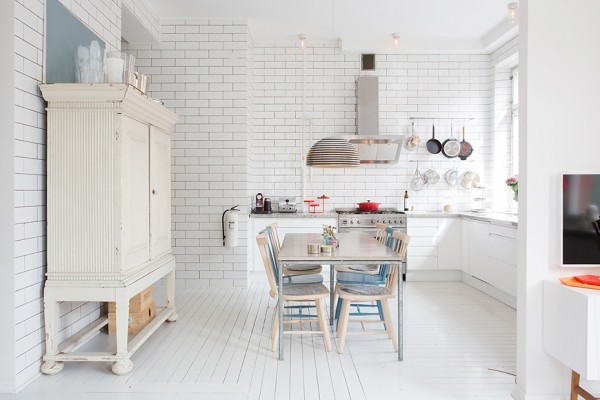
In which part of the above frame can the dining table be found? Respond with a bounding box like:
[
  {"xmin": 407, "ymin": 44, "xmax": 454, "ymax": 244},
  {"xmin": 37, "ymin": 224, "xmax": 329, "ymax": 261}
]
[{"xmin": 277, "ymin": 231, "xmax": 405, "ymax": 361}]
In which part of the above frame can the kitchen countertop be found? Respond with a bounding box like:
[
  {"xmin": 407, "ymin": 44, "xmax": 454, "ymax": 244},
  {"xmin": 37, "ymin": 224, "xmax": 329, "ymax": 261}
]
[
  {"xmin": 405, "ymin": 210, "xmax": 518, "ymax": 227},
  {"xmin": 249, "ymin": 212, "xmax": 338, "ymax": 219}
]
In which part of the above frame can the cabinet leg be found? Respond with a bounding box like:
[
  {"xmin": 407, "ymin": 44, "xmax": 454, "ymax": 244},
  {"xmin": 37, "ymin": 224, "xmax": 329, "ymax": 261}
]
[
  {"xmin": 166, "ymin": 270, "xmax": 178, "ymax": 322},
  {"xmin": 41, "ymin": 288, "xmax": 63, "ymax": 375},
  {"xmin": 41, "ymin": 361, "xmax": 64, "ymax": 375},
  {"xmin": 111, "ymin": 359, "xmax": 133, "ymax": 375},
  {"xmin": 115, "ymin": 291, "xmax": 130, "ymax": 360}
]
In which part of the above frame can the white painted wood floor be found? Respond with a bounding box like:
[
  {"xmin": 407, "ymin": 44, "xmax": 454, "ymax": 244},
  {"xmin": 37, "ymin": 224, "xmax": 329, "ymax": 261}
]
[{"xmin": 5, "ymin": 282, "xmax": 516, "ymax": 400}]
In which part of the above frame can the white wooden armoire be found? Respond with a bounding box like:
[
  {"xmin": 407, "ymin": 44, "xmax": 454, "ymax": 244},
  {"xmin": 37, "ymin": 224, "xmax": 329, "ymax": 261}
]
[{"xmin": 39, "ymin": 84, "xmax": 179, "ymax": 375}]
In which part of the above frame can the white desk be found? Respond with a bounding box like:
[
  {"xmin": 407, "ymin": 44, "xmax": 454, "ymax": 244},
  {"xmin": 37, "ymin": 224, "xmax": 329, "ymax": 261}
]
[
  {"xmin": 544, "ymin": 279, "xmax": 600, "ymax": 399},
  {"xmin": 278, "ymin": 232, "xmax": 404, "ymax": 361}
]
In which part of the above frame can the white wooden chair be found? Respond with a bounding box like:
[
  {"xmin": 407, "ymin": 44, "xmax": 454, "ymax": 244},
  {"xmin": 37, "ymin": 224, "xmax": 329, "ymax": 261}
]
[
  {"xmin": 256, "ymin": 233, "xmax": 332, "ymax": 352},
  {"xmin": 335, "ymin": 230, "xmax": 410, "ymax": 353},
  {"xmin": 266, "ymin": 223, "xmax": 323, "ymax": 276}
]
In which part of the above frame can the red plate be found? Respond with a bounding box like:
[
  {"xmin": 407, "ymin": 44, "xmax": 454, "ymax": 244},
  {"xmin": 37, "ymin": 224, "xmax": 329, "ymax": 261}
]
[{"xmin": 574, "ymin": 275, "xmax": 600, "ymax": 286}]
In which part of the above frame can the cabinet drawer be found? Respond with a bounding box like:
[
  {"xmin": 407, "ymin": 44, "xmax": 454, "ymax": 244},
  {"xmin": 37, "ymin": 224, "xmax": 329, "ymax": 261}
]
[
  {"xmin": 409, "ymin": 236, "xmax": 438, "ymax": 247},
  {"xmin": 489, "ymin": 224, "xmax": 517, "ymax": 239},
  {"xmin": 489, "ymin": 233, "xmax": 517, "ymax": 266},
  {"xmin": 407, "ymin": 218, "xmax": 438, "ymax": 227},
  {"xmin": 408, "ymin": 247, "xmax": 438, "ymax": 257},
  {"xmin": 488, "ymin": 257, "xmax": 517, "ymax": 296},
  {"xmin": 407, "ymin": 256, "xmax": 438, "ymax": 270},
  {"xmin": 407, "ymin": 227, "xmax": 439, "ymax": 237}
]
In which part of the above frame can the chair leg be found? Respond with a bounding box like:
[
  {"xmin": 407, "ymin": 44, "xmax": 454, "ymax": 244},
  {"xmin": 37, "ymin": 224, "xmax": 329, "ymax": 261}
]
[
  {"xmin": 338, "ymin": 299, "xmax": 351, "ymax": 353},
  {"xmin": 380, "ymin": 299, "xmax": 398, "ymax": 352},
  {"xmin": 336, "ymin": 298, "xmax": 347, "ymax": 338},
  {"xmin": 315, "ymin": 299, "xmax": 332, "ymax": 352},
  {"xmin": 334, "ymin": 297, "xmax": 342, "ymax": 324},
  {"xmin": 271, "ymin": 304, "xmax": 279, "ymax": 352},
  {"xmin": 376, "ymin": 300, "xmax": 385, "ymax": 322}
]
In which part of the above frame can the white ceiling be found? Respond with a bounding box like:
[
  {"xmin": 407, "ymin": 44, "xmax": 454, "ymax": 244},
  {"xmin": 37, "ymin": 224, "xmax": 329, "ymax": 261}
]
[{"xmin": 145, "ymin": 0, "xmax": 518, "ymax": 53}]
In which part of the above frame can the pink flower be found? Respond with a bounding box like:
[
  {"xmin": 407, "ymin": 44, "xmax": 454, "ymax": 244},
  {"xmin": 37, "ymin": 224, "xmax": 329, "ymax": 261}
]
[{"xmin": 505, "ymin": 175, "xmax": 518, "ymax": 187}]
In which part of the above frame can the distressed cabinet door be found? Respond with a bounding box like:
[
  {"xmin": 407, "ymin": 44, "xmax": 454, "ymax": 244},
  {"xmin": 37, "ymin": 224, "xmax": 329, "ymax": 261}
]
[
  {"xmin": 149, "ymin": 126, "xmax": 171, "ymax": 259},
  {"xmin": 121, "ymin": 116, "xmax": 150, "ymax": 270}
]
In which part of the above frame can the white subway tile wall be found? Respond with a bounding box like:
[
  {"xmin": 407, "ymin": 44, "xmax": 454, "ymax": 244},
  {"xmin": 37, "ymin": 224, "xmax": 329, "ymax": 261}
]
[
  {"xmin": 126, "ymin": 19, "xmax": 250, "ymax": 289},
  {"xmin": 122, "ymin": 0, "xmax": 161, "ymax": 42},
  {"xmin": 14, "ymin": 0, "xmax": 123, "ymax": 389},
  {"xmin": 249, "ymin": 41, "xmax": 497, "ymax": 212}
]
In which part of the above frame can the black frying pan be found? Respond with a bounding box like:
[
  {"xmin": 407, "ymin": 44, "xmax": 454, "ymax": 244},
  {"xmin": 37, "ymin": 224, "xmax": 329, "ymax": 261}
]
[
  {"xmin": 442, "ymin": 124, "xmax": 460, "ymax": 158},
  {"xmin": 458, "ymin": 125, "xmax": 473, "ymax": 160},
  {"xmin": 426, "ymin": 124, "xmax": 441, "ymax": 154}
]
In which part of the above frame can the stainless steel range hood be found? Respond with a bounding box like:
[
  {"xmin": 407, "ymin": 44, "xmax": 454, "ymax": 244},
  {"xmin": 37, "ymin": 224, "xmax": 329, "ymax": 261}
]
[{"xmin": 343, "ymin": 76, "xmax": 404, "ymax": 164}]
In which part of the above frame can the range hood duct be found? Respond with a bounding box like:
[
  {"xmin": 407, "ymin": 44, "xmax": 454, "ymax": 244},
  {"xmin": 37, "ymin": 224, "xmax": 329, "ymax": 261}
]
[{"xmin": 343, "ymin": 76, "xmax": 404, "ymax": 164}]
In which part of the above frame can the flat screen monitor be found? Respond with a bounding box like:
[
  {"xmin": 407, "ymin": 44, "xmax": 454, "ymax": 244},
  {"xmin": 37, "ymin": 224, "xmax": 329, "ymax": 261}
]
[{"xmin": 562, "ymin": 174, "xmax": 600, "ymax": 266}]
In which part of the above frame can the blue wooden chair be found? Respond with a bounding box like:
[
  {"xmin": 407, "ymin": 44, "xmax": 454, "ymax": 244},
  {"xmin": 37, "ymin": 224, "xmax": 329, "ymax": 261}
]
[{"xmin": 334, "ymin": 226, "xmax": 398, "ymax": 323}]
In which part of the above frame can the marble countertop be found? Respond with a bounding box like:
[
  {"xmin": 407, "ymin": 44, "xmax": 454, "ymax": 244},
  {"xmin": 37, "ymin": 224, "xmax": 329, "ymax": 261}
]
[
  {"xmin": 249, "ymin": 212, "xmax": 338, "ymax": 219},
  {"xmin": 249, "ymin": 209, "xmax": 517, "ymax": 226},
  {"xmin": 405, "ymin": 210, "xmax": 518, "ymax": 227}
]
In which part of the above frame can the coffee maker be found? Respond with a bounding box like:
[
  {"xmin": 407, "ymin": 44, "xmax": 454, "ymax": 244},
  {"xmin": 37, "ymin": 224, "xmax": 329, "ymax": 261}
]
[{"xmin": 252, "ymin": 193, "xmax": 272, "ymax": 214}]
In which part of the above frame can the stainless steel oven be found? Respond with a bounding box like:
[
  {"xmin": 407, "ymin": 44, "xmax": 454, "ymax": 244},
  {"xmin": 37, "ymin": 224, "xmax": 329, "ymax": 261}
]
[{"xmin": 336, "ymin": 208, "xmax": 408, "ymax": 276}]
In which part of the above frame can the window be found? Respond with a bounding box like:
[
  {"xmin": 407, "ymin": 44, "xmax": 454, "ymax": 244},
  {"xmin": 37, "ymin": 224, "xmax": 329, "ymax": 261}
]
[{"xmin": 511, "ymin": 67, "xmax": 519, "ymax": 175}]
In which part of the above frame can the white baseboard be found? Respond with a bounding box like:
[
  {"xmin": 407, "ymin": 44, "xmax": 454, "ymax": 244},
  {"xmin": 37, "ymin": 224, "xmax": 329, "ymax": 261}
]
[
  {"xmin": 0, "ymin": 381, "xmax": 15, "ymax": 394},
  {"xmin": 15, "ymin": 371, "xmax": 41, "ymax": 393},
  {"xmin": 405, "ymin": 270, "xmax": 462, "ymax": 281},
  {"xmin": 461, "ymin": 272, "xmax": 516, "ymax": 309}
]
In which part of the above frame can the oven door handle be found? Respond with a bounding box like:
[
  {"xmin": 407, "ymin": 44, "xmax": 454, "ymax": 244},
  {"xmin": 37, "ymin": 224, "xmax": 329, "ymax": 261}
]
[{"xmin": 338, "ymin": 226, "xmax": 379, "ymax": 232}]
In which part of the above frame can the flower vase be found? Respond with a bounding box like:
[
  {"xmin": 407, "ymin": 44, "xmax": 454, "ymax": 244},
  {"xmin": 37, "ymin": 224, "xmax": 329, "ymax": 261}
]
[{"xmin": 513, "ymin": 190, "xmax": 518, "ymax": 202}]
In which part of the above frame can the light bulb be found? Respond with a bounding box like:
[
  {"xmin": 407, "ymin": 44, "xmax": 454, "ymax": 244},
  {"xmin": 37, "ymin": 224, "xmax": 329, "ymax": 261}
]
[
  {"xmin": 507, "ymin": 3, "xmax": 519, "ymax": 24},
  {"xmin": 298, "ymin": 34, "xmax": 306, "ymax": 49},
  {"xmin": 392, "ymin": 33, "xmax": 400, "ymax": 48}
]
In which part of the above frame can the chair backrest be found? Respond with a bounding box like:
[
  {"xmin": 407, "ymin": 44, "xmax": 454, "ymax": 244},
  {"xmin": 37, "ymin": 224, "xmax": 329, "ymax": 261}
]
[
  {"xmin": 266, "ymin": 222, "xmax": 281, "ymax": 256},
  {"xmin": 386, "ymin": 231, "xmax": 411, "ymax": 292},
  {"xmin": 258, "ymin": 227, "xmax": 279, "ymax": 275},
  {"xmin": 256, "ymin": 233, "xmax": 279, "ymax": 298},
  {"xmin": 375, "ymin": 223, "xmax": 388, "ymax": 243},
  {"xmin": 374, "ymin": 226, "xmax": 397, "ymax": 279}
]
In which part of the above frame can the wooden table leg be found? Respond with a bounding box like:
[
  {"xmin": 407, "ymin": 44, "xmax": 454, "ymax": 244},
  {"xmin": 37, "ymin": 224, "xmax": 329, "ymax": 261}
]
[
  {"xmin": 571, "ymin": 370, "xmax": 599, "ymax": 400},
  {"xmin": 330, "ymin": 265, "xmax": 335, "ymax": 326}
]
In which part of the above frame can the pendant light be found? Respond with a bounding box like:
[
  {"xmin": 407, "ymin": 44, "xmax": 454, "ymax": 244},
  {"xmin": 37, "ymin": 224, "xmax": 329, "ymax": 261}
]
[{"xmin": 306, "ymin": 136, "xmax": 360, "ymax": 168}]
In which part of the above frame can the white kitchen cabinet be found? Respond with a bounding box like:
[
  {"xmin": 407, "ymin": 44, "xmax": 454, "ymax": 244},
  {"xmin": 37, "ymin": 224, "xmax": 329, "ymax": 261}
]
[
  {"xmin": 465, "ymin": 219, "xmax": 491, "ymax": 281},
  {"xmin": 462, "ymin": 219, "xmax": 517, "ymax": 297},
  {"xmin": 406, "ymin": 217, "xmax": 461, "ymax": 272},
  {"xmin": 39, "ymin": 84, "xmax": 179, "ymax": 376},
  {"xmin": 437, "ymin": 218, "xmax": 461, "ymax": 270},
  {"xmin": 250, "ymin": 216, "xmax": 337, "ymax": 272},
  {"xmin": 406, "ymin": 218, "xmax": 438, "ymax": 271},
  {"xmin": 487, "ymin": 224, "xmax": 517, "ymax": 296}
]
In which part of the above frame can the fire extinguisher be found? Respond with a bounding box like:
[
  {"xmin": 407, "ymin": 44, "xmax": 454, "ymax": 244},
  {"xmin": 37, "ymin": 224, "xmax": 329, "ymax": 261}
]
[{"xmin": 222, "ymin": 205, "xmax": 240, "ymax": 247}]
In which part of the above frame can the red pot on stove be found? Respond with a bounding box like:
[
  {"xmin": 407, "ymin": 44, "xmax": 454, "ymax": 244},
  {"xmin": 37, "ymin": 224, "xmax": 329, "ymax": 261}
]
[{"xmin": 357, "ymin": 200, "xmax": 380, "ymax": 212}]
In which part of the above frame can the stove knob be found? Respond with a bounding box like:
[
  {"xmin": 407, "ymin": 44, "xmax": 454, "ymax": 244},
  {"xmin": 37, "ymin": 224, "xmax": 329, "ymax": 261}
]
[
  {"xmin": 382, "ymin": 220, "xmax": 387, "ymax": 224},
  {"xmin": 371, "ymin": 219, "xmax": 375, "ymax": 224},
  {"xmin": 356, "ymin": 220, "xmax": 361, "ymax": 224},
  {"xmin": 350, "ymin": 220, "xmax": 354, "ymax": 224},
  {"xmin": 394, "ymin": 219, "xmax": 399, "ymax": 224}
]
